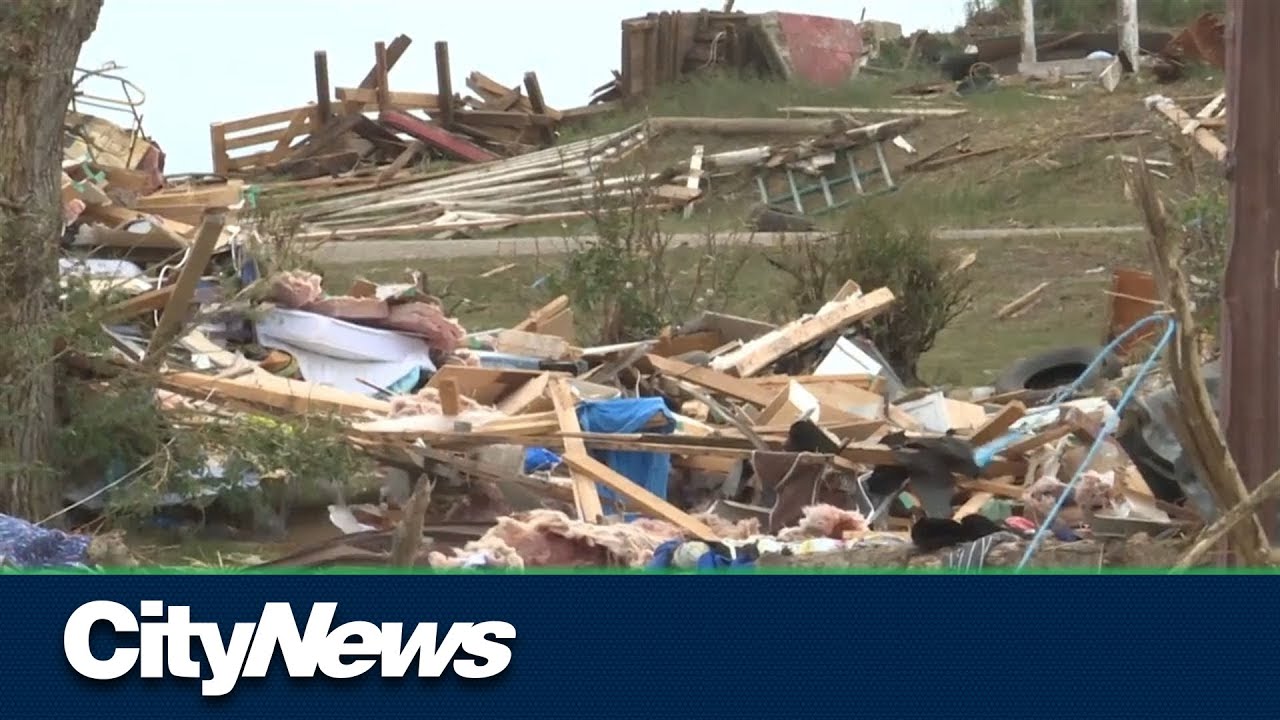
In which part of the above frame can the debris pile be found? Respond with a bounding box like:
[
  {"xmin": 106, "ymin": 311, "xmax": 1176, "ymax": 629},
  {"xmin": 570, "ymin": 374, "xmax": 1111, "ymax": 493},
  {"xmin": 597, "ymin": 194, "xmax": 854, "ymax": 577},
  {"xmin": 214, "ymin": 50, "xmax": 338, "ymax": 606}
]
[
  {"xmin": 209, "ymin": 36, "xmax": 575, "ymax": 182},
  {"xmin": 30, "ymin": 9, "xmax": 1243, "ymax": 570}
]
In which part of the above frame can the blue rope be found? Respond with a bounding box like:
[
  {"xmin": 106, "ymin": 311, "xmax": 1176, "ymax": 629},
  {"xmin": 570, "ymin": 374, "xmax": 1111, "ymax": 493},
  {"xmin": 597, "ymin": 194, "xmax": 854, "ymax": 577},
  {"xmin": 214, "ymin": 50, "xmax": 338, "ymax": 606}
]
[{"xmin": 1015, "ymin": 313, "xmax": 1177, "ymax": 571}]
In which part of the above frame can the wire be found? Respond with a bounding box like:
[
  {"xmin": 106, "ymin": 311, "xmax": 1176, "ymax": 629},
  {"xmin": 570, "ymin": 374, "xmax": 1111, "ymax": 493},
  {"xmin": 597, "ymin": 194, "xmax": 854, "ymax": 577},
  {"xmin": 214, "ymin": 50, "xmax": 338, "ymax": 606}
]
[{"xmin": 1016, "ymin": 313, "xmax": 1177, "ymax": 571}]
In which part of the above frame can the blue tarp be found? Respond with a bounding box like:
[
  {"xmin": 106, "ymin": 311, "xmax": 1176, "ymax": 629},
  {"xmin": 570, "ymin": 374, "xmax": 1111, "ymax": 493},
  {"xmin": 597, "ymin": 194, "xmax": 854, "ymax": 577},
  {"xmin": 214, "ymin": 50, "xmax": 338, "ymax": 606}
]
[
  {"xmin": 524, "ymin": 447, "xmax": 562, "ymax": 474},
  {"xmin": 646, "ymin": 539, "xmax": 756, "ymax": 572},
  {"xmin": 0, "ymin": 513, "xmax": 91, "ymax": 568},
  {"xmin": 576, "ymin": 397, "xmax": 675, "ymax": 507}
]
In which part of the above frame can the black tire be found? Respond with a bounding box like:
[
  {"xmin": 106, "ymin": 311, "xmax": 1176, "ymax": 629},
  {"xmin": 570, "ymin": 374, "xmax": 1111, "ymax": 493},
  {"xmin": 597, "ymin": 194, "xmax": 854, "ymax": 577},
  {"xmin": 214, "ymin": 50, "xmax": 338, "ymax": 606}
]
[{"xmin": 993, "ymin": 345, "xmax": 1118, "ymax": 394}]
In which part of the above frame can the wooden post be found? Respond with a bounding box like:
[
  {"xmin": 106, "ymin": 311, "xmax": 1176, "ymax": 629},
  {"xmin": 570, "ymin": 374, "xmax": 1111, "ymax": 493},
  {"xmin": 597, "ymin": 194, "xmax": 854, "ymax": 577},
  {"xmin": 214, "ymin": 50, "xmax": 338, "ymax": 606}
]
[
  {"xmin": 374, "ymin": 41, "xmax": 390, "ymax": 113},
  {"xmin": 435, "ymin": 41, "xmax": 455, "ymax": 128},
  {"xmin": 208, "ymin": 123, "xmax": 228, "ymax": 175},
  {"xmin": 1119, "ymin": 0, "xmax": 1140, "ymax": 70},
  {"xmin": 1222, "ymin": 0, "xmax": 1280, "ymax": 543},
  {"xmin": 338, "ymin": 34, "xmax": 411, "ymax": 116},
  {"xmin": 522, "ymin": 71, "xmax": 554, "ymax": 145},
  {"xmin": 313, "ymin": 50, "xmax": 331, "ymax": 125},
  {"xmin": 1020, "ymin": 0, "xmax": 1037, "ymax": 65}
]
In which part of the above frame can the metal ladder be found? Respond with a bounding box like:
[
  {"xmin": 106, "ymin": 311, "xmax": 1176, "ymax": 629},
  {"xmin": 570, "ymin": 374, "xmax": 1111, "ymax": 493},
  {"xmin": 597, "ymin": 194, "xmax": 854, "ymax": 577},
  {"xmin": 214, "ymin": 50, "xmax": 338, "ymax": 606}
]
[{"xmin": 755, "ymin": 138, "xmax": 898, "ymax": 216}]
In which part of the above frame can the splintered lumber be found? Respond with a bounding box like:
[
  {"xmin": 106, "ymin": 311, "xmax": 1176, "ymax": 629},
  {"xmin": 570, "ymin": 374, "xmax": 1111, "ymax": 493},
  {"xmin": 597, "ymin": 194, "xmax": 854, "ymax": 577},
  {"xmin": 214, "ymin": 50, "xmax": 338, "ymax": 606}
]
[
  {"xmin": 338, "ymin": 34, "xmax": 412, "ymax": 116},
  {"xmin": 101, "ymin": 284, "xmax": 175, "ymax": 322},
  {"xmin": 143, "ymin": 213, "xmax": 226, "ymax": 367},
  {"xmin": 953, "ymin": 491, "xmax": 994, "ymax": 520},
  {"xmin": 710, "ymin": 287, "xmax": 896, "ymax": 377},
  {"xmin": 497, "ymin": 373, "xmax": 552, "ymax": 415},
  {"xmin": 645, "ymin": 354, "xmax": 776, "ymax": 406},
  {"xmin": 1003, "ymin": 424, "xmax": 1075, "ymax": 457},
  {"xmin": 429, "ymin": 365, "xmax": 563, "ymax": 406},
  {"xmin": 435, "ymin": 41, "xmax": 455, "ymax": 128},
  {"xmin": 437, "ymin": 379, "xmax": 462, "ymax": 417},
  {"xmin": 514, "ymin": 295, "xmax": 574, "ymax": 340},
  {"xmin": 549, "ymin": 378, "xmax": 606, "ymax": 523},
  {"xmin": 161, "ymin": 371, "xmax": 391, "ymax": 417},
  {"xmin": 492, "ymin": 329, "xmax": 570, "ymax": 360},
  {"xmin": 969, "ymin": 401, "xmax": 1028, "ymax": 445},
  {"xmin": 996, "ymin": 281, "xmax": 1049, "ymax": 319},
  {"xmin": 561, "ymin": 453, "xmax": 719, "ymax": 541},
  {"xmin": 379, "ymin": 110, "xmax": 498, "ymax": 163},
  {"xmin": 1144, "ymin": 94, "xmax": 1227, "ymax": 162}
]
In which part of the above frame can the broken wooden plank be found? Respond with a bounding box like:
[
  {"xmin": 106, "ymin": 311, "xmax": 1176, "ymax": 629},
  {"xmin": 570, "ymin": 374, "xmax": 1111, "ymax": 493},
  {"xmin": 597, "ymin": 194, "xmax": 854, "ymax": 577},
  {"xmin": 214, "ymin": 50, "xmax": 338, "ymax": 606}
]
[
  {"xmin": 549, "ymin": 378, "xmax": 606, "ymax": 523},
  {"xmin": 338, "ymin": 34, "xmax": 412, "ymax": 116},
  {"xmin": 1145, "ymin": 94, "xmax": 1227, "ymax": 162},
  {"xmin": 428, "ymin": 365, "xmax": 563, "ymax": 406},
  {"xmin": 710, "ymin": 287, "xmax": 896, "ymax": 377},
  {"xmin": 561, "ymin": 452, "xmax": 720, "ymax": 541},
  {"xmin": 144, "ymin": 213, "xmax": 225, "ymax": 367},
  {"xmin": 645, "ymin": 353, "xmax": 776, "ymax": 406},
  {"xmin": 161, "ymin": 371, "xmax": 391, "ymax": 418},
  {"xmin": 376, "ymin": 140, "xmax": 424, "ymax": 185},
  {"xmin": 334, "ymin": 87, "xmax": 441, "ymax": 111},
  {"xmin": 996, "ymin": 281, "xmax": 1049, "ymax": 319},
  {"xmin": 522, "ymin": 71, "xmax": 555, "ymax": 146},
  {"xmin": 969, "ymin": 401, "xmax": 1028, "ymax": 446},
  {"xmin": 101, "ymin": 284, "xmax": 175, "ymax": 323},
  {"xmin": 378, "ymin": 110, "xmax": 499, "ymax": 163},
  {"xmin": 496, "ymin": 373, "xmax": 552, "ymax": 415},
  {"xmin": 953, "ymin": 491, "xmax": 994, "ymax": 520}
]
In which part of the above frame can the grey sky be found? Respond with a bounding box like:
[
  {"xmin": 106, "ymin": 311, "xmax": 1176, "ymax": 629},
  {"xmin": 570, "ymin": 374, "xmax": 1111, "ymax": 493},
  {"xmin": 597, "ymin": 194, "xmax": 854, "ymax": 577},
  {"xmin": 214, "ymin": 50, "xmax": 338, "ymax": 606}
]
[{"xmin": 77, "ymin": 0, "xmax": 967, "ymax": 174}]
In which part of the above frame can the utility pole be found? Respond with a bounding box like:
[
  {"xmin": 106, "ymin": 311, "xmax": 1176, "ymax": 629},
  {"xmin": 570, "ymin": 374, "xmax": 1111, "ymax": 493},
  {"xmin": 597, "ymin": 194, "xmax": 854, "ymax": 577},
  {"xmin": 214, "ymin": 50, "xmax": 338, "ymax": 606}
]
[
  {"xmin": 1222, "ymin": 0, "xmax": 1280, "ymax": 543},
  {"xmin": 1118, "ymin": 0, "xmax": 1140, "ymax": 69},
  {"xmin": 1020, "ymin": 0, "xmax": 1036, "ymax": 65}
]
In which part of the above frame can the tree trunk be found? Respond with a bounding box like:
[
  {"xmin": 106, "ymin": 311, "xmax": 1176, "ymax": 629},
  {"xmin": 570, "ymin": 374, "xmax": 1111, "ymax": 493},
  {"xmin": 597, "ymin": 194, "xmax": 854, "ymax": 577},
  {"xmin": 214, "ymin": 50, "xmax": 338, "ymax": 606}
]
[{"xmin": 0, "ymin": 0, "xmax": 102, "ymax": 520}]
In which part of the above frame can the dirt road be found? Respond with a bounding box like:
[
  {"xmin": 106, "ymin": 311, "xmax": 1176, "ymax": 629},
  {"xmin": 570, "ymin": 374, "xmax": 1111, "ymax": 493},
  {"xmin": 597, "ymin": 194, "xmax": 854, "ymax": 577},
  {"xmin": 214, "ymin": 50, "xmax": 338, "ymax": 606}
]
[{"xmin": 315, "ymin": 225, "xmax": 1146, "ymax": 265}]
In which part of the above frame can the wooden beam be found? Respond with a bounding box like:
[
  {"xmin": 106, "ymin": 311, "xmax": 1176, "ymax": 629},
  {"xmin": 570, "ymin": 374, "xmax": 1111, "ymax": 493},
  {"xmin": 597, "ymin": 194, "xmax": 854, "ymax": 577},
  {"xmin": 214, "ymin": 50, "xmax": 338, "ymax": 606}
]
[
  {"xmin": 548, "ymin": 377, "xmax": 605, "ymax": 523},
  {"xmin": 161, "ymin": 371, "xmax": 391, "ymax": 418},
  {"xmin": 645, "ymin": 353, "xmax": 776, "ymax": 406},
  {"xmin": 334, "ymin": 87, "xmax": 440, "ymax": 110},
  {"xmin": 376, "ymin": 140, "xmax": 424, "ymax": 185},
  {"xmin": 710, "ymin": 287, "xmax": 896, "ymax": 377},
  {"xmin": 337, "ymin": 34, "xmax": 412, "ymax": 116},
  {"xmin": 313, "ymin": 50, "xmax": 331, "ymax": 125},
  {"xmin": 435, "ymin": 41, "xmax": 455, "ymax": 128},
  {"xmin": 561, "ymin": 452, "xmax": 720, "ymax": 541},
  {"xmin": 969, "ymin": 401, "xmax": 1027, "ymax": 446},
  {"xmin": 374, "ymin": 41, "xmax": 390, "ymax": 113},
  {"xmin": 101, "ymin": 284, "xmax": 174, "ymax": 323},
  {"xmin": 523, "ymin": 71, "xmax": 555, "ymax": 145},
  {"xmin": 143, "ymin": 213, "xmax": 225, "ymax": 367}
]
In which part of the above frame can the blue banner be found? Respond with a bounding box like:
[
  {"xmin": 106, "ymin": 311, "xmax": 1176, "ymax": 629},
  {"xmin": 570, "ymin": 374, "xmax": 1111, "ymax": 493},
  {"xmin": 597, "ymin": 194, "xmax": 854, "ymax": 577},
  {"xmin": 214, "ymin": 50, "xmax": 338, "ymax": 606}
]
[{"xmin": 1, "ymin": 573, "xmax": 1277, "ymax": 719}]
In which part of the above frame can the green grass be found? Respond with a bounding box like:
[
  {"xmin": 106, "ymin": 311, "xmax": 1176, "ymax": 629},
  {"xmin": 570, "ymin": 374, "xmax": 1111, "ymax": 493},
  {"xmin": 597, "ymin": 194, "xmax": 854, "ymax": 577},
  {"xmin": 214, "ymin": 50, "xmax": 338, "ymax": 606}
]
[
  {"xmin": 322, "ymin": 229, "xmax": 1148, "ymax": 387},
  {"xmin": 316, "ymin": 70, "xmax": 1229, "ymax": 386}
]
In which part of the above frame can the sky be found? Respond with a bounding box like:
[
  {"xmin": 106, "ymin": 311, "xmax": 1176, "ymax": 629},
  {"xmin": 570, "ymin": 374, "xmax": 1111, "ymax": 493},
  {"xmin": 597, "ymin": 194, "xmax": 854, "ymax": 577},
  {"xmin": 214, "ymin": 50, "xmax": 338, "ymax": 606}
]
[{"xmin": 77, "ymin": 0, "xmax": 968, "ymax": 174}]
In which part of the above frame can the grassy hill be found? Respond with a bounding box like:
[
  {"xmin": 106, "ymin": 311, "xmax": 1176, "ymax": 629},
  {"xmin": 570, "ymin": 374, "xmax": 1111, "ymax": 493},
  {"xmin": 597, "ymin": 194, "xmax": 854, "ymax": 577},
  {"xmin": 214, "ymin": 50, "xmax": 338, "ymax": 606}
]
[{"xmin": 320, "ymin": 69, "xmax": 1226, "ymax": 386}]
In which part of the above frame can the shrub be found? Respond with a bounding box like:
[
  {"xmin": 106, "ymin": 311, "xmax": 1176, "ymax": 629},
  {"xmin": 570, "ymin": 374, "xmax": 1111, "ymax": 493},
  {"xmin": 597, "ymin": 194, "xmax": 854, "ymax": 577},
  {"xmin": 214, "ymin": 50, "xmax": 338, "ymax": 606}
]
[{"xmin": 769, "ymin": 210, "xmax": 972, "ymax": 385}]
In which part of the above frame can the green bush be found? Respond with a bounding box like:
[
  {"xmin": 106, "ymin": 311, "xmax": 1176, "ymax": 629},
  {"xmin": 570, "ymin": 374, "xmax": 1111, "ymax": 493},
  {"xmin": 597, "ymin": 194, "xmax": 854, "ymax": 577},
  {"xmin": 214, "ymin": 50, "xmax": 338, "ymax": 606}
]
[{"xmin": 769, "ymin": 211, "xmax": 972, "ymax": 385}]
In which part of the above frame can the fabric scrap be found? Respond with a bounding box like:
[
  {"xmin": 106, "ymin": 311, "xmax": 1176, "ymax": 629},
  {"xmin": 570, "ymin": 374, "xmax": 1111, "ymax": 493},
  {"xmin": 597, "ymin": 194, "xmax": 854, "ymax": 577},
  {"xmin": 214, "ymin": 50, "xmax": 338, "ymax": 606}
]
[
  {"xmin": 577, "ymin": 397, "xmax": 675, "ymax": 506},
  {"xmin": 0, "ymin": 513, "xmax": 92, "ymax": 568}
]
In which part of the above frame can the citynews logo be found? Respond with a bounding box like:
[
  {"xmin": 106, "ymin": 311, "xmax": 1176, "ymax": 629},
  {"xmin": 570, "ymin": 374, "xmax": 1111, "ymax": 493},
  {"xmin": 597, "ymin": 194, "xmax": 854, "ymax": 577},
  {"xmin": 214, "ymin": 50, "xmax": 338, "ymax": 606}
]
[{"xmin": 63, "ymin": 601, "xmax": 516, "ymax": 697}]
